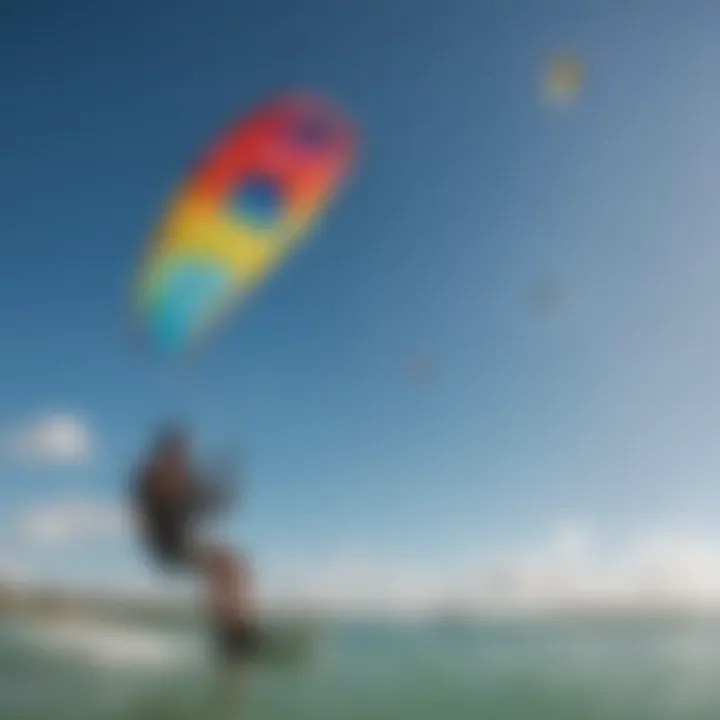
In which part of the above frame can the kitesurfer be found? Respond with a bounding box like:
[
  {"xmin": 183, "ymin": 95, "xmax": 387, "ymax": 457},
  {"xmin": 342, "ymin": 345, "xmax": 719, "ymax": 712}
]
[{"xmin": 131, "ymin": 425, "xmax": 262, "ymax": 660}]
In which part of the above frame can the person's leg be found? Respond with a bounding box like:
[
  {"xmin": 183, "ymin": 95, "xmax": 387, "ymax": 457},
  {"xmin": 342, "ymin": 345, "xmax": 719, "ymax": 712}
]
[
  {"xmin": 194, "ymin": 543, "xmax": 263, "ymax": 659},
  {"xmin": 191, "ymin": 543, "xmax": 259, "ymax": 643}
]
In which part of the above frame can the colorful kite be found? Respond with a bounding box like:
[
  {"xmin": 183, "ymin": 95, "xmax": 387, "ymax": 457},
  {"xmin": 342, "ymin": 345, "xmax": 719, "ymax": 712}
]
[{"xmin": 134, "ymin": 93, "xmax": 356, "ymax": 354}]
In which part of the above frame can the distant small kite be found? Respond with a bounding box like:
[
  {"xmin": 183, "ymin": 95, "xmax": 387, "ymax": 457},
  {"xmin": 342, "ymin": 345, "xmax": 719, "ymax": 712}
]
[
  {"xmin": 133, "ymin": 92, "xmax": 356, "ymax": 354},
  {"xmin": 529, "ymin": 275, "xmax": 565, "ymax": 318},
  {"xmin": 407, "ymin": 353, "xmax": 436, "ymax": 386},
  {"xmin": 542, "ymin": 54, "xmax": 584, "ymax": 106}
]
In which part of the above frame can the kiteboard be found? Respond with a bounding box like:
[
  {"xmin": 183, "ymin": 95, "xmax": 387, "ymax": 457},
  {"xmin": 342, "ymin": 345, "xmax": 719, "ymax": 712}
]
[{"xmin": 216, "ymin": 621, "xmax": 317, "ymax": 667}]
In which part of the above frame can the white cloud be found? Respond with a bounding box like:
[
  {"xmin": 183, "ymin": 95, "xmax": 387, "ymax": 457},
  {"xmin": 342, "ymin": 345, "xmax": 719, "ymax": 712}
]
[
  {"xmin": 19, "ymin": 500, "xmax": 131, "ymax": 547},
  {"xmin": 2, "ymin": 413, "xmax": 93, "ymax": 465},
  {"xmin": 445, "ymin": 523, "xmax": 720, "ymax": 614},
  {"xmin": 258, "ymin": 522, "xmax": 720, "ymax": 615},
  {"xmin": 10, "ymin": 515, "xmax": 720, "ymax": 615}
]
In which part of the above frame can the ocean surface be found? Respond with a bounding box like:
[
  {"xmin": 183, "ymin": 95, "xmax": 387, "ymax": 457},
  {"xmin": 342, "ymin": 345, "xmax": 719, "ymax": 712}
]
[{"xmin": 3, "ymin": 616, "xmax": 720, "ymax": 719}]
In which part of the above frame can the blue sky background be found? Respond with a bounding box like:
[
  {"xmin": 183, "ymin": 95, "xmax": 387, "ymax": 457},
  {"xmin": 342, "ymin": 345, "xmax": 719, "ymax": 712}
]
[{"xmin": 3, "ymin": 0, "xmax": 720, "ymax": 598}]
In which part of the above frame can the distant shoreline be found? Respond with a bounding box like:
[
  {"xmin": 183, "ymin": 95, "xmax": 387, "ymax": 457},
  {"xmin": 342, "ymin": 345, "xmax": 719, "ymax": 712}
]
[{"xmin": 5, "ymin": 582, "xmax": 720, "ymax": 626}]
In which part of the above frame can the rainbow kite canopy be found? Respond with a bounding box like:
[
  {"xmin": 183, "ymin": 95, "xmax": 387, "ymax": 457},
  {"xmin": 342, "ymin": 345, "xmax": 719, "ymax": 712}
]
[{"xmin": 134, "ymin": 93, "xmax": 356, "ymax": 354}]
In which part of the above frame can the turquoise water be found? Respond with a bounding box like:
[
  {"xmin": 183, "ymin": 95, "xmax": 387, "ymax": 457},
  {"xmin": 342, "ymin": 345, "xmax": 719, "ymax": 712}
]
[{"xmin": 4, "ymin": 617, "xmax": 720, "ymax": 719}]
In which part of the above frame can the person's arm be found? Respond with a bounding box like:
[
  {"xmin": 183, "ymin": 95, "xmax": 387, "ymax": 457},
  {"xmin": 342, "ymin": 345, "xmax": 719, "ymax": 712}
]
[{"xmin": 189, "ymin": 460, "xmax": 240, "ymax": 515}]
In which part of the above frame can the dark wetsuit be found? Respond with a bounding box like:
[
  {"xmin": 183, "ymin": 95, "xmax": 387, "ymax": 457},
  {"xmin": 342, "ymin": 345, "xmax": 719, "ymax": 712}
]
[
  {"xmin": 133, "ymin": 460, "xmax": 229, "ymax": 569},
  {"xmin": 133, "ymin": 462, "xmax": 197, "ymax": 568},
  {"xmin": 143, "ymin": 505, "xmax": 193, "ymax": 568}
]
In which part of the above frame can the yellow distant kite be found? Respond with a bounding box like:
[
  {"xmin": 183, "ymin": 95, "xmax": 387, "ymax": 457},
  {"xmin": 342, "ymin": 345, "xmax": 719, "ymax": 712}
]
[{"xmin": 542, "ymin": 55, "xmax": 584, "ymax": 106}]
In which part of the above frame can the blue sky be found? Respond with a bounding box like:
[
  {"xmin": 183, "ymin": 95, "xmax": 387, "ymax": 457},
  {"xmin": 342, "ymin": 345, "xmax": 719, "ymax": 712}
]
[{"xmin": 4, "ymin": 0, "xmax": 720, "ymax": 606}]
